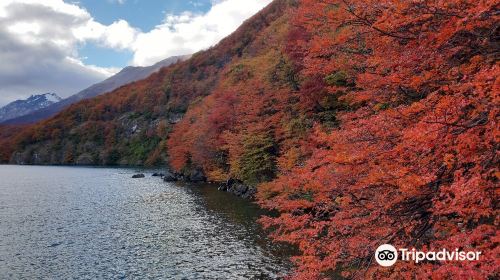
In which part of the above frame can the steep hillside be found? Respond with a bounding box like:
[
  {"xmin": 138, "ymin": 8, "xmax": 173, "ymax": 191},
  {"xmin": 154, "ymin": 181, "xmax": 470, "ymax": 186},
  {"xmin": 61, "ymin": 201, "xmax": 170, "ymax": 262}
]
[
  {"xmin": 0, "ymin": 93, "xmax": 62, "ymax": 123},
  {"xmin": 3, "ymin": 55, "xmax": 189, "ymax": 125},
  {"xmin": 0, "ymin": 0, "xmax": 497, "ymax": 278},
  {"xmin": 0, "ymin": 0, "xmax": 292, "ymax": 167},
  {"xmin": 167, "ymin": 0, "xmax": 498, "ymax": 278}
]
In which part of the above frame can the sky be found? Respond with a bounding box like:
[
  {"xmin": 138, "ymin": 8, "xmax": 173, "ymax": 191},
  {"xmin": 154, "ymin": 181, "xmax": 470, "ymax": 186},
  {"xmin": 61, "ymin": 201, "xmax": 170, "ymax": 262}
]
[{"xmin": 0, "ymin": 0, "xmax": 272, "ymax": 106}]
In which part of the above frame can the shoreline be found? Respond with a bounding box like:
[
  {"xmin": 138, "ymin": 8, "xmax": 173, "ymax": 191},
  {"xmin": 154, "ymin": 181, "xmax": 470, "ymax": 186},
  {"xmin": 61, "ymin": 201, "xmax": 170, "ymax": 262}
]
[{"xmin": 2, "ymin": 163, "xmax": 258, "ymax": 200}]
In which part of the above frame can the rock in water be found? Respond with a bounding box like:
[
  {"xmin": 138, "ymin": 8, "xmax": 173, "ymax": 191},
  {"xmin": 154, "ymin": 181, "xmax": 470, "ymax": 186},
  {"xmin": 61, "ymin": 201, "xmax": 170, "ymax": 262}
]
[
  {"xmin": 188, "ymin": 169, "xmax": 206, "ymax": 182},
  {"xmin": 217, "ymin": 184, "xmax": 228, "ymax": 192},
  {"xmin": 241, "ymin": 186, "xmax": 257, "ymax": 199},
  {"xmin": 163, "ymin": 170, "xmax": 178, "ymax": 182},
  {"xmin": 132, "ymin": 174, "xmax": 145, "ymax": 178},
  {"xmin": 219, "ymin": 178, "xmax": 256, "ymax": 199}
]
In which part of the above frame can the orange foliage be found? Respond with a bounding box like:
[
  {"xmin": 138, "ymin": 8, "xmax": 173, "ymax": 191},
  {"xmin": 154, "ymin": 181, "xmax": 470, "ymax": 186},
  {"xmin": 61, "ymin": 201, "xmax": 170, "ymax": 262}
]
[
  {"xmin": 256, "ymin": 0, "xmax": 499, "ymax": 279},
  {"xmin": 0, "ymin": 0, "xmax": 497, "ymax": 278}
]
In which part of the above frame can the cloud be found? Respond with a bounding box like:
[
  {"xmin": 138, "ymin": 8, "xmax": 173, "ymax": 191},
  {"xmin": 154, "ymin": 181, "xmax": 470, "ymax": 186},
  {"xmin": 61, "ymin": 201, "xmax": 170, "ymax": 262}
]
[
  {"xmin": 0, "ymin": 30, "xmax": 110, "ymax": 105},
  {"xmin": 74, "ymin": 19, "xmax": 139, "ymax": 50},
  {"xmin": 131, "ymin": 0, "xmax": 272, "ymax": 66},
  {"xmin": 0, "ymin": 0, "xmax": 120, "ymax": 105},
  {"xmin": 72, "ymin": 0, "xmax": 272, "ymax": 66},
  {"xmin": 109, "ymin": 0, "xmax": 126, "ymax": 4},
  {"xmin": 0, "ymin": 0, "xmax": 272, "ymax": 105}
]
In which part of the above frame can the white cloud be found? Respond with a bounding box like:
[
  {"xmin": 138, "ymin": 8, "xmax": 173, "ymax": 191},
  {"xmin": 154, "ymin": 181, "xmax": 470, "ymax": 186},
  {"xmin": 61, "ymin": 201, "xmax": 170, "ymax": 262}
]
[
  {"xmin": 0, "ymin": 0, "xmax": 272, "ymax": 105},
  {"xmin": 131, "ymin": 0, "xmax": 272, "ymax": 66},
  {"xmin": 66, "ymin": 57, "xmax": 121, "ymax": 77},
  {"xmin": 74, "ymin": 19, "xmax": 139, "ymax": 50},
  {"xmin": 0, "ymin": 0, "xmax": 124, "ymax": 104}
]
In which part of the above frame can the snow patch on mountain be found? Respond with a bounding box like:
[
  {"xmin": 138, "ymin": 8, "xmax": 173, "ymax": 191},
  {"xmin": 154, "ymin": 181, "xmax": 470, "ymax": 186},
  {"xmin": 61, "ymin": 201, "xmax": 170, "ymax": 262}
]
[{"xmin": 0, "ymin": 93, "xmax": 62, "ymax": 123}]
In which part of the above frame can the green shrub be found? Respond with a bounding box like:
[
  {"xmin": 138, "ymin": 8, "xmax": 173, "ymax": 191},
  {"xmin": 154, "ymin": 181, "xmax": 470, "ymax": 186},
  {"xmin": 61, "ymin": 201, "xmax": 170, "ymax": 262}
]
[
  {"xmin": 238, "ymin": 133, "xmax": 277, "ymax": 185},
  {"xmin": 325, "ymin": 71, "xmax": 349, "ymax": 86},
  {"xmin": 269, "ymin": 56, "xmax": 299, "ymax": 90},
  {"xmin": 229, "ymin": 64, "xmax": 253, "ymax": 83}
]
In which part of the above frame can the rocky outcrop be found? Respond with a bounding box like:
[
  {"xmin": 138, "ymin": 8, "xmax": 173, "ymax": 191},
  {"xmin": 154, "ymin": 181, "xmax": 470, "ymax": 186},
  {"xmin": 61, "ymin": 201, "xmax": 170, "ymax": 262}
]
[
  {"xmin": 155, "ymin": 169, "xmax": 256, "ymax": 199},
  {"xmin": 161, "ymin": 168, "xmax": 207, "ymax": 182},
  {"xmin": 218, "ymin": 178, "xmax": 256, "ymax": 199},
  {"xmin": 163, "ymin": 170, "xmax": 179, "ymax": 182},
  {"xmin": 187, "ymin": 169, "xmax": 206, "ymax": 182}
]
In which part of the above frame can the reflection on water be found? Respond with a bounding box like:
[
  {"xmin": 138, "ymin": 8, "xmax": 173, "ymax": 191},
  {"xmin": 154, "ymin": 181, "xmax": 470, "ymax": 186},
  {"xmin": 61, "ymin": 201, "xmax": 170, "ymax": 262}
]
[{"xmin": 0, "ymin": 166, "xmax": 294, "ymax": 279}]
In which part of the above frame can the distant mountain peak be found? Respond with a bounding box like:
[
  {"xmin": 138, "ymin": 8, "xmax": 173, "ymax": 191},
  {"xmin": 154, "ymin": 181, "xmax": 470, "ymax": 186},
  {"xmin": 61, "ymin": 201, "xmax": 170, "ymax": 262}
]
[
  {"xmin": 24, "ymin": 93, "xmax": 62, "ymax": 104},
  {"xmin": 41, "ymin": 93, "xmax": 62, "ymax": 103},
  {"xmin": 0, "ymin": 93, "xmax": 62, "ymax": 123},
  {"xmin": 2, "ymin": 55, "xmax": 189, "ymax": 125}
]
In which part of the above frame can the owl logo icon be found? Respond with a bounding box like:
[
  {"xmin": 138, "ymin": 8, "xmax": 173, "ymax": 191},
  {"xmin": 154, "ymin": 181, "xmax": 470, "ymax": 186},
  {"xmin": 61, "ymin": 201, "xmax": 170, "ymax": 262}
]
[{"xmin": 375, "ymin": 244, "xmax": 398, "ymax": 267}]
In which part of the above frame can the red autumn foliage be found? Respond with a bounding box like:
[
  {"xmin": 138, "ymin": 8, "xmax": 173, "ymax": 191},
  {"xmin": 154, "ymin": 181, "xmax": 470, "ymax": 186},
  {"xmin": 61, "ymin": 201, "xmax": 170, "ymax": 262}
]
[
  {"xmin": 0, "ymin": 0, "xmax": 290, "ymax": 166},
  {"xmin": 168, "ymin": 1, "xmax": 498, "ymax": 278},
  {"xmin": 0, "ymin": 0, "xmax": 497, "ymax": 278},
  {"xmin": 0, "ymin": 125, "xmax": 24, "ymax": 162},
  {"xmin": 256, "ymin": 0, "xmax": 499, "ymax": 279}
]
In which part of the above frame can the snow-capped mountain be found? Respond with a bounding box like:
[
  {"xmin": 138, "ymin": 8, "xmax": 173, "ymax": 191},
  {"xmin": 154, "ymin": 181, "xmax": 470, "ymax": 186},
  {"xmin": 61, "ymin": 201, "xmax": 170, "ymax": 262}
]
[
  {"xmin": 3, "ymin": 55, "xmax": 190, "ymax": 125},
  {"xmin": 0, "ymin": 93, "xmax": 62, "ymax": 123}
]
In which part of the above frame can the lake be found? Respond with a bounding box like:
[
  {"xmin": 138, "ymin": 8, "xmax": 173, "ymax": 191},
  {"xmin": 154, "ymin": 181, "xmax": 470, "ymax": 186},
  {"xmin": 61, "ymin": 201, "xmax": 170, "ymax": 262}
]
[{"xmin": 0, "ymin": 165, "xmax": 294, "ymax": 279}]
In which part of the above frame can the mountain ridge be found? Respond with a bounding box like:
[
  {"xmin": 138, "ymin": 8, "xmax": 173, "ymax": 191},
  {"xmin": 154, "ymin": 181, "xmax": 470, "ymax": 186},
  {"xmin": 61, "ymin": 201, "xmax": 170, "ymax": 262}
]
[
  {"xmin": 2, "ymin": 55, "xmax": 190, "ymax": 125},
  {"xmin": 0, "ymin": 0, "xmax": 290, "ymax": 166},
  {"xmin": 0, "ymin": 0, "xmax": 496, "ymax": 278},
  {"xmin": 0, "ymin": 93, "xmax": 62, "ymax": 123}
]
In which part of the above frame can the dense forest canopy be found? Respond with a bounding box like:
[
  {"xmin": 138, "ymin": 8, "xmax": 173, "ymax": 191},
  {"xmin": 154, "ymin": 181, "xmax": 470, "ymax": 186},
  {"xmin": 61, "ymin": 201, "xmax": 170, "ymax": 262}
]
[{"xmin": 0, "ymin": 0, "xmax": 498, "ymax": 278}]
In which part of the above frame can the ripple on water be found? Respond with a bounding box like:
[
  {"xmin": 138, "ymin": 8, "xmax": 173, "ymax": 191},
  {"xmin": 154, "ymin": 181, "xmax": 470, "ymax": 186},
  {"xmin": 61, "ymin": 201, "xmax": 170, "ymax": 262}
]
[{"xmin": 0, "ymin": 165, "xmax": 294, "ymax": 279}]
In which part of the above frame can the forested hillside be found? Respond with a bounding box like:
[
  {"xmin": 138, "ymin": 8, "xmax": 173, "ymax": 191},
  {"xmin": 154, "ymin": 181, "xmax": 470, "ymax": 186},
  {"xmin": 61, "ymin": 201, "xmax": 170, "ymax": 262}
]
[
  {"xmin": 0, "ymin": 0, "xmax": 290, "ymax": 167},
  {"xmin": 171, "ymin": 0, "xmax": 499, "ymax": 278},
  {"xmin": 0, "ymin": 0, "xmax": 498, "ymax": 278},
  {"xmin": 260, "ymin": 0, "xmax": 498, "ymax": 278},
  {"xmin": 2, "ymin": 55, "xmax": 188, "ymax": 125}
]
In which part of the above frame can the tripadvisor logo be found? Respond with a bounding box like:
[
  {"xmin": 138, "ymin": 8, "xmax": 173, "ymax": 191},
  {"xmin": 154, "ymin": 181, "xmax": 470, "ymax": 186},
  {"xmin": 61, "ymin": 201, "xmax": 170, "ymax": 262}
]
[
  {"xmin": 375, "ymin": 244, "xmax": 481, "ymax": 267},
  {"xmin": 375, "ymin": 244, "xmax": 398, "ymax": 267}
]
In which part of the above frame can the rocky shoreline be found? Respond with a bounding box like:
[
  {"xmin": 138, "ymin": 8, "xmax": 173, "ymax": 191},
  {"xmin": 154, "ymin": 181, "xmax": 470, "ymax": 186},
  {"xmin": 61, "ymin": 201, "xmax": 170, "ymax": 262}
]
[
  {"xmin": 134, "ymin": 169, "xmax": 257, "ymax": 200},
  {"xmin": 216, "ymin": 178, "xmax": 257, "ymax": 200}
]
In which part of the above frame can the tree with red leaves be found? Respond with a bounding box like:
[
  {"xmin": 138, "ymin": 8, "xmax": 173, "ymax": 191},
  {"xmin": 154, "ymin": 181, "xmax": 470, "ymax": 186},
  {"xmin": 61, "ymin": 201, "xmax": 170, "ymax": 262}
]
[
  {"xmin": 258, "ymin": 0, "xmax": 499, "ymax": 279},
  {"xmin": 0, "ymin": 0, "xmax": 497, "ymax": 278}
]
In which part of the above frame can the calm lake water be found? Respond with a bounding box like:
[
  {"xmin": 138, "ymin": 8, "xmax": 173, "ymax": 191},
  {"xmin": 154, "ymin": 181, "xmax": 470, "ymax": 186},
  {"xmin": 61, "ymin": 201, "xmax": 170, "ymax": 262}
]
[{"xmin": 0, "ymin": 165, "xmax": 294, "ymax": 279}]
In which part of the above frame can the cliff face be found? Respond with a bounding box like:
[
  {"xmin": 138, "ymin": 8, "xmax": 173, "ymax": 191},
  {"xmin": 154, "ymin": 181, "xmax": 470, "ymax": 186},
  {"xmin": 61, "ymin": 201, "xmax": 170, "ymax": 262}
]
[{"xmin": 2, "ymin": 0, "xmax": 292, "ymax": 166}]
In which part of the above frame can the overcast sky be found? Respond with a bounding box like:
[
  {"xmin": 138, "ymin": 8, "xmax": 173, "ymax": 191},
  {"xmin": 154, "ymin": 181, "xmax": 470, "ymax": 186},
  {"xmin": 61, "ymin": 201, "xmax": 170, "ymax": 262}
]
[{"xmin": 0, "ymin": 0, "xmax": 271, "ymax": 105}]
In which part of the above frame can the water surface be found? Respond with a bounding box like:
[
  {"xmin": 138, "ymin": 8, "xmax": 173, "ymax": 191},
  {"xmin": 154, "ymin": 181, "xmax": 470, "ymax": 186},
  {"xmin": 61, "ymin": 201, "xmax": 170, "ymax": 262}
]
[{"xmin": 0, "ymin": 165, "xmax": 293, "ymax": 279}]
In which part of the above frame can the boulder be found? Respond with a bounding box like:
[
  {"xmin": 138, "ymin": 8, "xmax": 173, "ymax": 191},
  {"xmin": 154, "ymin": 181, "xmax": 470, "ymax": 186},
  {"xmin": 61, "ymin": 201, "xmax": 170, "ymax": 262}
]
[
  {"xmin": 217, "ymin": 184, "xmax": 228, "ymax": 191},
  {"xmin": 187, "ymin": 169, "xmax": 206, "ymax": 182},
  {"xmin": 152, "ymin": 173, "xmax": 164, "ymax": 177},
  {"xmin": 228, "ymin": 182, "xmax": 248, "ymax": 196},
  {"xmin": 221, "ymin": 178, "xmax": 256, "ymax": 199},
  {"xmin": 132, "ymin": 173, "xmax": 145, "ymax": 178},
  {"xmin": 241, "ymin": 186, "xmax": 257, "ymax": 199},
  {"xmin": 163, "ymin": 170, "xmax": 178, "ymax": 182}
]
